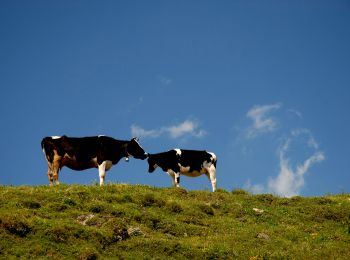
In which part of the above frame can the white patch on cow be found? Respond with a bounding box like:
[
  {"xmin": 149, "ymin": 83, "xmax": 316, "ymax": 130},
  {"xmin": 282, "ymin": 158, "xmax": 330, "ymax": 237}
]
[
  {"xmin": 51, "ymin": 136, "xmax": 61, "ymax": 139},
  {"xmin": 133, "ymin": 138, "xmax": 144, "ymax": 150},
  {"xmin": 179, "ymin": 164, "xmax": 190, "ymax": 173},
  {"xmin": 167, "ymin": 169, "xmax": 176, "ymax": 176},
  {"xmin": 208, "ymin": 152, "xmax": 216, "ymax": 162},
  {"xmin": 174, "ymin": 149, "xmax": 182, "ymax": 156},
  {"xmin": 203, "ymin": 161, "xmax": 212, "ymax": 169},
  {"xmin": 133, "ymin": 137, "xmax": 140, "ymax": 145}
]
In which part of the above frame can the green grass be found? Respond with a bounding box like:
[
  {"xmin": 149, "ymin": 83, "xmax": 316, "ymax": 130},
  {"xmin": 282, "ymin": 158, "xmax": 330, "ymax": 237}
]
[{"xmin": 0, "ymin": 184, "xmax": 349, "ymax": 259}]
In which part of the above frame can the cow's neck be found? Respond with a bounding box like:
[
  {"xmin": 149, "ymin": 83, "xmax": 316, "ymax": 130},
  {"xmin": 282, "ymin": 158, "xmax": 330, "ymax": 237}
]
[{"xmin": 122, "ymin": 141, "xmax": 131, "ymax": 161}]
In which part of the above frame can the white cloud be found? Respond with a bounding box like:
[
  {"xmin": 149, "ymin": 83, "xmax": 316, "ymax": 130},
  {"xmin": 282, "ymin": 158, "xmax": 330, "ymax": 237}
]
[
  {"xmin": 131, "ymin": 119, "xmax": 207, "ymax": 139},
  {"xmin": 167, "ymin": 120, "xmax": 206, "ymax": 138},
  {"xmin": 268, "ymin": 135, "xmax": 325, "ymax": 197},
  {"xmin": 131, "ymin": 125, "xmax": 161, "ymax": 138},
  {"xmin": 238, "ymin": 103, "xmax": 325, "ymax": 197},
  {"xmin": 288, "ymin": 109, "xmax": 303, "ymax": 119},
  {"xmin": 157, "ymin": 75, "xmax": 173, "ymax": 86},
  {"xmin": 291, "ymin": 128, "xmax": 319, "ymax": 149},
  {"xmin": 246, "ymin": 103, "xmax": 282, "ymax": 138}
]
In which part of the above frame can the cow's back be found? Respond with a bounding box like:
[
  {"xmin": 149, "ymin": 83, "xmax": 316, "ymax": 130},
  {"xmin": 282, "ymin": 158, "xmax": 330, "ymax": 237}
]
[
  {"xmin": 63, "ymin": 136, "xmax": 100, "ymax": 161},
  {"xmin": 178, "ymin": 150, "xmax": 215, "ymax": 172}
]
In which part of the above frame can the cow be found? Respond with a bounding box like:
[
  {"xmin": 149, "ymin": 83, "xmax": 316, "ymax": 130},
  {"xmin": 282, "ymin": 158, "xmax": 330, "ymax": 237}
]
[
  {"xmin": 147, "ymin": 149, "xmax": 217, "ymax": 192},
  {"xmin": 41, "ymin": 135, "xmax": 148, "ymax": 186}
]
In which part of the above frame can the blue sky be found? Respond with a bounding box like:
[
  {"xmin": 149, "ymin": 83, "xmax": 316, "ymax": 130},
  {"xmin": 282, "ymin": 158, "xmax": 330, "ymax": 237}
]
[{"xmin": 1, "ymin": 1, "xmax": 349, "ymax": 196}]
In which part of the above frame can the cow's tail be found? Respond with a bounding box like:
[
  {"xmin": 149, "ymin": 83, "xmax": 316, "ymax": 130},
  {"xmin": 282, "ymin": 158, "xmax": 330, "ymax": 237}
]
[{"xmin": 41, "ymin": 137, "xmax": 54, "ymax": 163}]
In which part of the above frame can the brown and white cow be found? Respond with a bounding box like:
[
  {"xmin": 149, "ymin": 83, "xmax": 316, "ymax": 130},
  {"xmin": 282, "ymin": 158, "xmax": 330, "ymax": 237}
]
[
  {"xmin": 147, "ymin": 149, "xmax": 217, "ymax": 192},
  {"xmin": 41, "ymin": 135, "xmax": 148, "ymax": 186}
]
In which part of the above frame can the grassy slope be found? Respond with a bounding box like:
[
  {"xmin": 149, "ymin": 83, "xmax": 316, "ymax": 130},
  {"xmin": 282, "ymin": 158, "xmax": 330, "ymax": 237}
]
[{"xmin": 0, "ymin": 184, "xmax": 349, "ymax": 259}]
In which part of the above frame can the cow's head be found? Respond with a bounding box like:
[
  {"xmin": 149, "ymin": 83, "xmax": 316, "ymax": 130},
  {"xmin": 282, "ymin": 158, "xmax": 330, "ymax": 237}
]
[
  {"xmin": 147, "ymin": 154, "xmax": 158, "ymax": 173},
  {"xmin": 126, "ymin": 138, "xmax": 148, "ymax": 160}
]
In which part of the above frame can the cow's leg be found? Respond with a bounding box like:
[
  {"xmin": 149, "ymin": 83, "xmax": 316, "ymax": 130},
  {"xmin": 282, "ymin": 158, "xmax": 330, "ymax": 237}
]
[
  {"xmin": 98, "ymin": 161, "xmax": 107, "ymax": 186},
  {"xmin": 46, "ymin": 154, "xmax": 60, "ymax": 186},
  {"xmin": 47, "ymin": 165, "xmax": 54, "ymax": 186},
  {"xmin": 167, "ymin": 170, "xmax": 180, "ymax": 188},
  {"xmin": 174, "ymin": 172, "xmax": 180, "ymax": 187},
  {"xmin": 47, "ymin": 160, "xmax": 60, "ymax": 186},
  {"xmin": 205, "ymin": 165, "xmax": 217, "ymax": 192},
  {"xmin": 50, "ymin": 152, "xmax": 61, "ymax": 185},
  {"xmin": 52, "ymin": 164, "xmax": 60, "ymax": 185},
  {"xmin": 48, "ymin": 168, "xmax": 60, "ymax": 186}
]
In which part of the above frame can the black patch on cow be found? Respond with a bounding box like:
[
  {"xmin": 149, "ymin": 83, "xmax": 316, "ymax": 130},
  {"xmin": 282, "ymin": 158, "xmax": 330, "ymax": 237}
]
[
  {"xmin": 178, "ymin": 150, "xmax": 214, "ymax": 172},
  {"xmin": 147, "ymin": 150, "xmax": 180, "ymax": 173}
]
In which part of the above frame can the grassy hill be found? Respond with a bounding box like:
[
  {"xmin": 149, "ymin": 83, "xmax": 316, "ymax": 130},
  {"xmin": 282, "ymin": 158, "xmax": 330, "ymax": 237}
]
[{"xmin": 0, "ymin": 184, "xmax": 349, "ymax": 259}]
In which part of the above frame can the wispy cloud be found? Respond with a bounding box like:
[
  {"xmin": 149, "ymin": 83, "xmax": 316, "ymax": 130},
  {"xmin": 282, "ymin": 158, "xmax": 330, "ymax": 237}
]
[
  {"xmin": 287, "ymin": 109, "xmax": 303, "ymax": 119},
  {"xmin": 131, "ymin": 119, "xmax": 207, "ymax": 139},
  {"xmin": 167, "ymin": 120, "xmax": 206, "ymax": 138},
  {"xmin": 244, "ymin": 179, "xmax": 265, "ymax": 194},
  {"xmin": 268, "ymin": 133, "xmax": 325, "ymax": 197},
  {"xmin": 239, "ymin": 103, "xmax": 325, "ymax": 197},
  {"xmin": 130, "ymin": 125, "xmax": 160, "ymax": 138},
  {"xmin": 157, "ymin": 75, "xmax": 173, "ymax": 86},
  {"xmin": 243, "ymin": 129, "xmax": 325, "ymax": 197},
  {"xmin": 246, "ymin": 103, "xmax": 282, "ymax": 138}
]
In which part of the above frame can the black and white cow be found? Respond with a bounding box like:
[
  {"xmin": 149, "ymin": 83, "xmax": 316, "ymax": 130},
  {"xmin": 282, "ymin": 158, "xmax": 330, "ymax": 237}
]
[
  {"xmin": 147, "ymin": 149, "xmax": 217, "ymax": 192},
  {"xmin": 41, "ymin": 135, "xmax": 148, "ymax": 186}
]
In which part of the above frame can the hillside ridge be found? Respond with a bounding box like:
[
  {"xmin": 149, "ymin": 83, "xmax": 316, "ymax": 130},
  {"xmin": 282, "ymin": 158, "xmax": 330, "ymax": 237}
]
[{"xmin": 1, "ymin": 184, "xmax": 349, "ymax": 259}]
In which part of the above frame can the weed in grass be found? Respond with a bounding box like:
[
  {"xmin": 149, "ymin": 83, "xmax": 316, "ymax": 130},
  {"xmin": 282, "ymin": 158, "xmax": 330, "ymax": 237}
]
[
  {"xmin": 206, "ymin": 244, "xmax": 231, "ymax": 259},
  {"xmin": 45, "ymin": 226, "xmax": 70, "ymax": 243},
  {"xmin": 165, "ymin": 200, "xmax": 183, "ymax": 213},
  {"xmin": 141, "ymin": 193, "xmax": 165, "ymax": 208},
  {"xmin": 198, "ymin": 203, "xmax": 215, "ymax": 216},
  {"xmin": 255, "ymin": 194, "xmax": 276, "ymax": 205},
  {"xmin": 89, "ymin": 204, "xmax": 104, "ymax": 214},
  {"xmin": 141, "ymin": 193, "xmax": 156, "ymax": 207},
  {"xmin": 139, "ymin": 211, "xmax": 162, "ymax": 230},
  {"xmin": 22, "ymin": 200, "xmax": 41, "ymax": 209},
  {"xmin": 96, "ymin": 219, "xmax": 130, "ymax": 249},
  {"xmin": 121, "ymin": 194, "xmax": 133, "ymax": 203},
  {"xmin": 63, "ymin": 198, "xmax": 77, "ymax": 207},
  {"xmin": 231, "ymin": 188, "xmax": 250, "ymax": 196},
  {"xmin": 105, "ymin": 219, "xmax": 130, "ymax": 242},
  {"xmin": 50, "ymin": 202, "xmax": 68, "ymax": 212}
]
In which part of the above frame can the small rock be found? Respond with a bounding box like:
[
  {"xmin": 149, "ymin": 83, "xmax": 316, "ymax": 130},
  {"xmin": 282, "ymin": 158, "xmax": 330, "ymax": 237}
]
[
  {"xmin": 257, "ymin": 232, "xmax": 270, "ymax": 240},
  {"xmin": 127, "ymin": 227, "xmax": 145, "ymax": 237},
  {"xmin": 77, "ymin": 214, "xmax": 94, "ymax": 226},
  {"xmin": 253, "ymin": 208, "xmax": 264, "ymax": 214}
]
